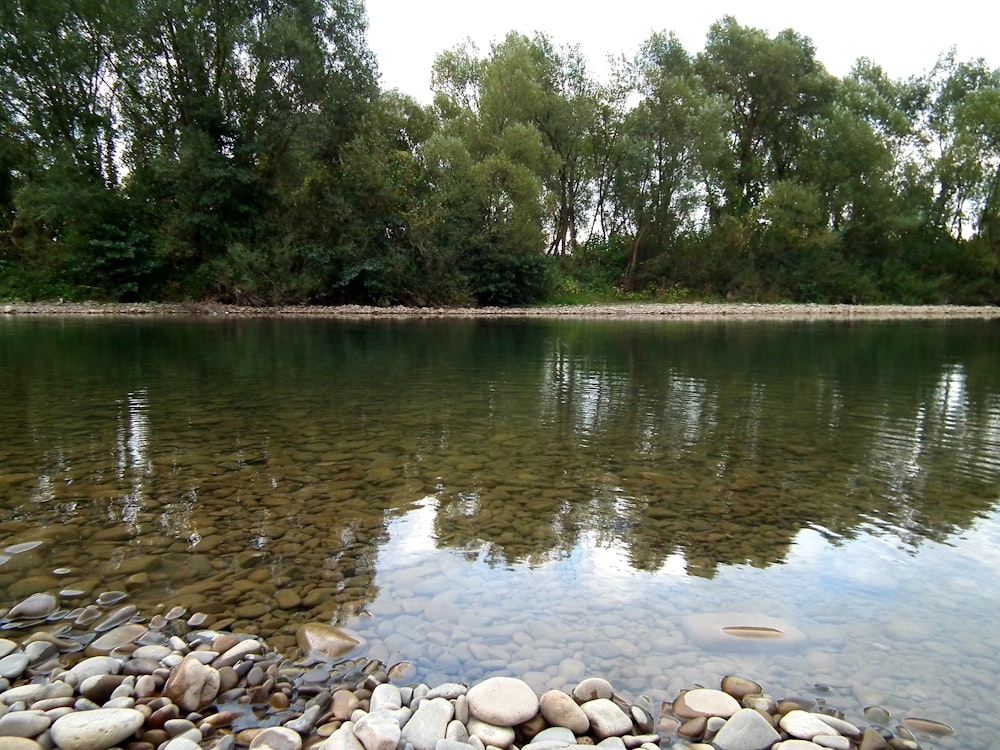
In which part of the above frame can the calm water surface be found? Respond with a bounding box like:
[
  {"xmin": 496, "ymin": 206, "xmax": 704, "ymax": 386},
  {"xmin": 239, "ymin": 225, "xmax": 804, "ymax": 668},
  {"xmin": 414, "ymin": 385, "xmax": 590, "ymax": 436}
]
[{"xmin": 1, "ymin": 317, "xmax": 999, "ymax": 745}]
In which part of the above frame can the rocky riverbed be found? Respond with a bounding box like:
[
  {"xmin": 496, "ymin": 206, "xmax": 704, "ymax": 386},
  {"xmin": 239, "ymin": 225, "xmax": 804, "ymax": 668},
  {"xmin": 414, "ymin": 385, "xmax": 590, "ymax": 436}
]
[
  {"xmin": 2, "ymin": 301, "xmax": 1000, "ymax": 320},
  {"xmin": 0, "ymin": 593, "xmax": 955, "ymax": 750}
]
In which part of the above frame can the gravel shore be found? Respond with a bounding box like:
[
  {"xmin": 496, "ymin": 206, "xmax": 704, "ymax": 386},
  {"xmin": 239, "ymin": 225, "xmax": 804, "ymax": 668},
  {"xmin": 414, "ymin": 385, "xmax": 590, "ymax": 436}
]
[
  {"xmin": 0, "ymin": 597, "xmax": 949, "ymax": 750},
  {"xmin": 2, "ymin": 301, "xmax": 1000, "ymax": 320}
]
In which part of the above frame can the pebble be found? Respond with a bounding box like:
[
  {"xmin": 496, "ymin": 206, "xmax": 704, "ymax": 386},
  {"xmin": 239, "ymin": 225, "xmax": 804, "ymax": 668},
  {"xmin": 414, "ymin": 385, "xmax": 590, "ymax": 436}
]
[
  {"xmin": 0, "ymin": 594, "xmax": 956, "ymax": 750},
  {"xmin": 673, "ymin": 688, "xmax": 741, "ymax": 719},
  {"xmin": 539, "ymin": 689, "xmax": 590, "ymax": 734},
  {"xmin": 466, "ymin": 677, "xmax": 538, "ymax": 725},
  {"xmin": 50, "ymin": 707, "xmax": 146, "ymax": 750},
  {"xmin": 780, "ymin": 710, "xmax": 840, "ymax": 740},
  {"xmin": 579, "ymin": 699, "xmax": 633, "ymax": 739}
]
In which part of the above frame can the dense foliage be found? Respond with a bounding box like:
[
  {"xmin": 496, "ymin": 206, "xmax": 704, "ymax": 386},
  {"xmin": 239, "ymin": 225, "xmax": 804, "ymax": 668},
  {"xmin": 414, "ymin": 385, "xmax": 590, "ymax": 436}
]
[{"xmin": 1, "ymin": 4, "xmax": 998, "ymax": 304}]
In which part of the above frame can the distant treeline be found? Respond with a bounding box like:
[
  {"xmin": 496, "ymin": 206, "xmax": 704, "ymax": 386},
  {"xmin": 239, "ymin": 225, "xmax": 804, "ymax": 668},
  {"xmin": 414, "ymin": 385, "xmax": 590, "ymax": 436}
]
[{"xmin": 1, "ymin": 2, "xmax": 998, "ymax": 305}]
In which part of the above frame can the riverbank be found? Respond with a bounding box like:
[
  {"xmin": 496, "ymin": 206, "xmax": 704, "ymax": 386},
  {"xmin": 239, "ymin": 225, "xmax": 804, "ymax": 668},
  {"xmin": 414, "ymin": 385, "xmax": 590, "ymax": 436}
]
[
  {"xmin": 2, "ymin": 300, "xmax": 1000, "ymax": 320},
  {"xmin": 0, "ymin": 596, "xmax": 946, "ymax": 750}
]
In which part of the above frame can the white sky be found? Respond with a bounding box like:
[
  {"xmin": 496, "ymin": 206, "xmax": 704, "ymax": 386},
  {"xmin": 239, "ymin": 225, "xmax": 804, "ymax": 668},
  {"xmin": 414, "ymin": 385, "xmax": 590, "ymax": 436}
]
[{"xmin": 365, "ymin": 0, "xmax": 999, "ymax": 103}]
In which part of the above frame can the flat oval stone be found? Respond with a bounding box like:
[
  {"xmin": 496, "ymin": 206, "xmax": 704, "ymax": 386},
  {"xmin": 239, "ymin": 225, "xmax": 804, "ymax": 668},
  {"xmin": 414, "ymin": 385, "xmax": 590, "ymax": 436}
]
[
  {"xmin": 69, "ymin": 656, "xmax": 123, "ymax": 684},
  {"xmin": 673, "ymin": 689, "xmax": 740, "ymax": 720},
  {"xmin": 467, "ymin": 677, "xmax": 538, "ymax": 726},
  {"xmin": 901, "ymin": 717, "xmax": 954, "ymax": 736},
  {"xmin": 779, "ymin": 710, "xmax": 838, "ymax": 740},
  {"xmin": 87, "ymin": 624, "xmax": 147, "ymax": 655},
  {"xmin": 0, "ymin": 652, "xmax": 29, "ymax": 679},
  {"xmin": 0, "ymin": 710, "xmax": 52, "ymax": 738},
  {"xmin": 539, "ymin": 690, "xmax": 590, "ymax": 735},
  {"xmin": 50, "ymin": 707, "xmax": 145, "ymax": 750},
  {"xmin": 8, "ymin": 593, "xmax": 56, "ymax": 620},
  {"xmin": 0, "ymin": 738, "xmax": 42, "ymax": 750}
]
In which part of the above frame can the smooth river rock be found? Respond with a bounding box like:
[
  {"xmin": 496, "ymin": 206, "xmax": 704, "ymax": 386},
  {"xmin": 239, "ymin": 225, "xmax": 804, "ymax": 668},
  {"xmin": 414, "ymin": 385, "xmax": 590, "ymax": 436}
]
[
  {"xmin": 402, "ymin": 697, "xmax": 455, "ymax": 750},
  {"xmin": 579, "ymin": 699, "xmax": 633, "ymax": 739},
  {"xmin": 711, "ymin": 708, "xmax": 781, "ymax": 750},
  {"xmin": 50, "ymin": 708, "xmax": 145, "ymax": 750},
  {"xmin": 7, "ymin": 593, "xmax": 57, "ymax": 620},
  {"xmin": 296, "ymin": 623, "xmax": 363, "ymax": 659},
  {"xmin": 466, "ymin": 677, "xmax": 539, "ymax": 726},
  {"xmin": 779, "ymin": 710, "xmax": 840, "ymax": 740},
  {"xmin": 673, "ymin": 688, "xmax": 741, "ymax": 719},
  {"xmin": 162, "ymin": 654, "xmax": 221, "ymax": 712},
  {"xmin": 539, "ymin": 689, "xmax": 590, "ymax": 734},
  {"xmin": 353, "ymin": 711, "xmax": 403, "ymax": 750}
]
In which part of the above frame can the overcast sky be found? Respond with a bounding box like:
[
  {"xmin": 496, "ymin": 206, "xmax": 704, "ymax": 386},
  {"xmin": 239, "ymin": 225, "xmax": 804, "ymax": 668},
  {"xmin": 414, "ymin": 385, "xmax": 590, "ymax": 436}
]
[{"xmin": 364, "ymin": 0, "xmax": 998, "ymax": 103}]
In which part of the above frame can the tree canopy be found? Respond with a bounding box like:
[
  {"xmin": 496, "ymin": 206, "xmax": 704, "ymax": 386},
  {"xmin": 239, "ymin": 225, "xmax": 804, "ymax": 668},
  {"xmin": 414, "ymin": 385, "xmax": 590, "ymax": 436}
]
[{"xmin": 1, "ymin": 6, "xmax": 998, "ymax": 305}]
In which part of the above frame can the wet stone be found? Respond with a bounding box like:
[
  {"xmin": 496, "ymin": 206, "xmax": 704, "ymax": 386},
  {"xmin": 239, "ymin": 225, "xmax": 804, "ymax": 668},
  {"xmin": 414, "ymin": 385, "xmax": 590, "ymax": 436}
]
[
  {"xmin": 673, "ymin": 689, "xmax": 741, "ymax": 720},
  {"xmin": 8, "ymin": 593, "xmax": 57, "ymax": 620},
  {"xmin": 0, "ymin": 652, "xmax": 29, "ymax": 679},
  {"xmin": 780, "ymin": 711, "xmax": 839, "ymax": 740}
]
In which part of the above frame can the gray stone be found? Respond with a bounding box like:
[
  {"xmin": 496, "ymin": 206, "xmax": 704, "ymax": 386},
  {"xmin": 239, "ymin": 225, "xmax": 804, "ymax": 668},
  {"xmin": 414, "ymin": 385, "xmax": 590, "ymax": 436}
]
[
  {"xmin": 68, "ymin": 657, "xmax": 122, "ymax": 685},
  {"xmin": 402, "ymin": 697, "xmax": 454, "ymax": 750},
  {"xmin": 539, "ymin": 690, "xmax": 589, "ymax": 735},
  {"xmin": 1, "ymin": 685, "xmax": 45, "ymax": 705},
  {"xmin": 0, "ymin": 709, "xmax": 51, "ymax": 737},
  {"xmin": 531, "ymin": 727, "xmax": 576, "ymax": 745},
  {"xmin": 813, "ymin": 736, "xmax": 850, "ymax": 750},
  {"xmin": 87, "ymin": 622, "xmax": 145, "ymax": 653},
  {"xmin": 285, "ymin": 705, "xmax": 323, "ymax": 734},
  {"xmin": 50, "ymin": 707, "xmax": 145, "ymax": 750},
  {"xmin": 354, "ymin": 711, "xmax": 403, "ymax": 750},
  {"xmin": 427, "ymin": 683, "xmax": 467, "ymax": 700},
  {"xmin": 672, "ymin": 689, "xmax": 740, "ymax": 719},
  {"xmin": 0, "ymin": 653, "xmax": 29, "ymax": 679},
  {"xmin": 580, "ymin": 699, "xmax": 632, "ymax": 739},
  {"xmin": 370, "ymin": 683, "xmax": 403, "ymax": 713},
  {"xmin": 815, "ymin": 716, "xmax": 860, "ymax": 737},
  {"xmin": 467, "ymin": 717, "xmax": 515, "ymax": 749},
  {"xmin": 571, "ymin": 678, "xmax": 614, "ymax": 703},
  {"xmin": 711, "ymin": 708, "xmax": 781, "ymax": 750},
  {"xmin": 467, "ymin": 677, "xmax": 538, "ymax": 726},
  {"xmin": 780, "ymin": 711, "xmax": 839, "ymax": 740},
  {"xmin": 436, "ymin": 741, "xmax": 476, "ymax": 750},
  {"xmin": 163, "ymin": 739, "xmax": 204, "ymax": 750},
  {"xmin": 249, "ymin": 726, "xmax": 303, "ymax": 750},
  {"xmin": 322, "ymin": 723, "xmax": 365, "ymax": 750},
  {"xmin": 445, "ymin": 720, "xmax": 469, "ymax": 743},
  {"xmin": 8, "ymin": 593, "xmax": 56, "ymax": 620}
]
